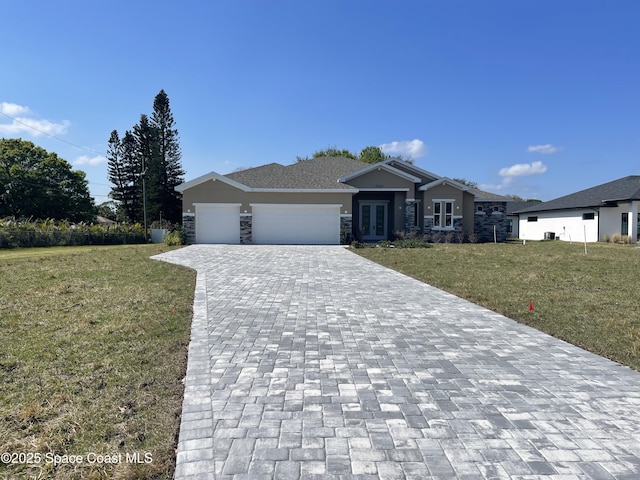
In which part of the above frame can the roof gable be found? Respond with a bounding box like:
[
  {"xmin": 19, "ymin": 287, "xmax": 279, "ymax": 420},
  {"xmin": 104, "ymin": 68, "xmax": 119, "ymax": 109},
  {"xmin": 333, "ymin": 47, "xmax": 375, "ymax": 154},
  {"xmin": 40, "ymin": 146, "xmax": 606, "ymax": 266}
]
[
  {"xmin": 419, "ymin": 177, "xmax": 470, "ymax": 192},
  {"xmin": 339, "ymin": 161, "xmax": 421, "ymax": 184},
  {"xmin": 175, "ymin": 170, "xmax": 251, "ymax": 192},
  {"xmin": 515, "ymin": 175, "xmax": 640, "ymax": 214},
  {"xmin": 384, "ymin": 158, "xmax": 440, "ymax": 183}
]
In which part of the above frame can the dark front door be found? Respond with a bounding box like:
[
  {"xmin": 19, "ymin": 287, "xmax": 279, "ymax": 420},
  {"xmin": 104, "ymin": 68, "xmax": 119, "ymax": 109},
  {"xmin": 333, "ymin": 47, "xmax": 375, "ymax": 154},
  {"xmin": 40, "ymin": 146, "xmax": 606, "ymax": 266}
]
[{"xmin": 360, "ymin": 202, "xmax": 388, "ymax": 241}]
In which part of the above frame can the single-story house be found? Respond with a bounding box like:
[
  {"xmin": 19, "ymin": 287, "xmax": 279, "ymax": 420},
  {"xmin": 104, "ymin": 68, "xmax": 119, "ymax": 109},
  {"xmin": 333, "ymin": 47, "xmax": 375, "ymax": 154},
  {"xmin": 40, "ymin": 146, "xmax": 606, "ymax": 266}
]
[
  {"xmin": 176, "ymin": 157, "xmax": 510, "ymax": 245},
  {"xmin": 515, "ymin": 175, "xmax": 640, "ymax": 243},
  {"xmin": 506, "ymin": 201, "xmax": 541, "ymax": 239}
]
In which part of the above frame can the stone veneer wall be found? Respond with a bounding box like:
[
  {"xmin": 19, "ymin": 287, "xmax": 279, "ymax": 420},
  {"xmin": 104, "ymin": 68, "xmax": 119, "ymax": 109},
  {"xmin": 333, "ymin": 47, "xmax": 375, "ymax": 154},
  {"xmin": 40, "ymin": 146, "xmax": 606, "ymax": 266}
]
[
  {"xmin": 403, "ymin": 200, "xmax": 419, "ymax": 234},
  {"xmin": 422, "ymin": 217, "xmax": 463, "ymax": 241},
  {"xmin": 474, "ymin": 202, "xmax": 508, "ymax": 242},
  {"xmin": 182, "ymin": 213, "xmax": 196, "ymax": 244},
  {"xmin": 240, "ymin": 215, "xmax": 252, "ymax": 244}
]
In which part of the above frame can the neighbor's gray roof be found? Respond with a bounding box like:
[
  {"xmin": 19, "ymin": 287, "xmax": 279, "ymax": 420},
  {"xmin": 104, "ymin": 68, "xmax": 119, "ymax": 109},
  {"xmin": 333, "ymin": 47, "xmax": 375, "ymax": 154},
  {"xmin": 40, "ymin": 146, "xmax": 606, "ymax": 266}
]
[
  {"xmin": 469, "ymin": 188, "xmax": 512, "ymax": 202},
  {"xmin": 514, "ymin": 175, "xmax": 640, "ymax": 214},
  {"xmin": 506, "ymin": 201, "xmax": 541, "ymax": 215},
  {"xmin": 225, "ymin": 157, "xmax": 369, "ymax": 189}
]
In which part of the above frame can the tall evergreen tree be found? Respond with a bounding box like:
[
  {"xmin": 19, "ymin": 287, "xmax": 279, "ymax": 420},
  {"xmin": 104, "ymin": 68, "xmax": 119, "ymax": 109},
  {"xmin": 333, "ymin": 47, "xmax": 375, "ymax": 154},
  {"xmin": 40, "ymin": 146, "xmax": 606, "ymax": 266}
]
[
  {"xmin": 133, "ymin": 114, "xmax": 158, "ymax": 226},
  {"xmin": 120, "ymin": 130, "xmax": 142, "ymax": 221},
  {"xmin": 150, "ymin": 90, "xmax": 184, "ymax": 224},
  {"xmin": 107, "ymin": 90, "xmax": 184, "ymax": 225}
]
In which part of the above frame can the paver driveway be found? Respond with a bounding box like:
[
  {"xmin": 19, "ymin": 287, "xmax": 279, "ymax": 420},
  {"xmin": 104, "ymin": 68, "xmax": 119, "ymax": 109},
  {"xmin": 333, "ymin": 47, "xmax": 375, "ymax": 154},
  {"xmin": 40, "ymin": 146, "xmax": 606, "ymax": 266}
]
[{"xmin": 153, "ymin": 245, "xmax": 640, "ymax": 479}]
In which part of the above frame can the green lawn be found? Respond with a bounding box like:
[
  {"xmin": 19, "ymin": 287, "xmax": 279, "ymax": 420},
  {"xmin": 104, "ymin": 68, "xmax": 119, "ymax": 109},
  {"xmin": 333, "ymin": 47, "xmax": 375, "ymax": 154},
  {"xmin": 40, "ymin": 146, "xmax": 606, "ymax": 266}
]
[
  {"xmin": 356, "ymin": 241, "xmax": 640, "ymax": 371},
  {"xmin": 0, "ymin": 244, "xmax": 196, "ymax": 480}
]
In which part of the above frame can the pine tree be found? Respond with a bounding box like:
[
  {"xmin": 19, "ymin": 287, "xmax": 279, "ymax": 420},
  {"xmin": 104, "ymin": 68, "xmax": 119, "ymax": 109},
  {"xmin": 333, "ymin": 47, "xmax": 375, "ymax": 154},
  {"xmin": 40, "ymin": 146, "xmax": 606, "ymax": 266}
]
[
  {"xmin": 151, "ymin": 90, "xmax": 184, "ymax": 224},
  {"xmin": 121, "ymin": 130, "xmax": 143, "ymax": 222},
  {"xmin": 133, "ymin": 114, "xmax": 158, "ymax": 227},
  {"xmin": 107, "ymin": 129, "xmax": 143, "ymax": 222},
  {"xmin": 107, "ymin": 90, "xmax": 184, "ymax": 226}
]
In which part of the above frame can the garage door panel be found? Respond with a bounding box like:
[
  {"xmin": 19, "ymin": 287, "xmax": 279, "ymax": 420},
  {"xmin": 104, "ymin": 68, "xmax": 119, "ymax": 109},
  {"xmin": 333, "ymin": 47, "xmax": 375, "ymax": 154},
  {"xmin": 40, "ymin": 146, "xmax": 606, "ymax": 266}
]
[
  {"xmin": 252, "ymin": 204, "xmax": 340, "ymax": 245},
  {"xmin": 195, "ymin": 204, "xmax": 240, "ymax": 244}
]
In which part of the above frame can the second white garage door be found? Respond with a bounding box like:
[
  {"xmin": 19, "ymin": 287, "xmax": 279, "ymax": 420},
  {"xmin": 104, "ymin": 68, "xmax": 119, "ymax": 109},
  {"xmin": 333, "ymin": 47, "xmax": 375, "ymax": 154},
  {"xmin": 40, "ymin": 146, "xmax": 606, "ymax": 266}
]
[
  {"xmin": 195, "ymin": 203, "xmax": 240, "ymax": 244},
  {"xmin": 252, "ymin": 204, "xmax": 341, "ymax": 245}
]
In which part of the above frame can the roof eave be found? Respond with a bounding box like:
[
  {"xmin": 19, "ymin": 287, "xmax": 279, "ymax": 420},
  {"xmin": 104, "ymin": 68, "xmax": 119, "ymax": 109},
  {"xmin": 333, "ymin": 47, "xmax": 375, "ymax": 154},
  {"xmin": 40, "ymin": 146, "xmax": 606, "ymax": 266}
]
[
  {"xmin": 248, "ymin": 188, "xmax": 359, "ymax": 193},
  {"xmin": 339, "ymin": 162, "xmax": 421, "ymax": 183},
  {"xmin": 419, "ymin": 177, "xmax": 471, "ymax": 192},
  {"xmin": 175, "ymin": 171, "xmax": 251, "ymax": 192}
]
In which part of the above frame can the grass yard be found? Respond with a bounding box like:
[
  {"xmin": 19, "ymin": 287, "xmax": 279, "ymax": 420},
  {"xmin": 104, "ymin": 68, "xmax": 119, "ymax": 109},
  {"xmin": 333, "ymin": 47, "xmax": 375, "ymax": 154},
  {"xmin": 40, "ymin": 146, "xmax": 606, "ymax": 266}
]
[
  {"xmin": 356, "ymin": 241, "xmax": 640, "ymax": 371},
  {"xmin": 0, "ymin": 244, "xmax": 196, "ymax": 480}
]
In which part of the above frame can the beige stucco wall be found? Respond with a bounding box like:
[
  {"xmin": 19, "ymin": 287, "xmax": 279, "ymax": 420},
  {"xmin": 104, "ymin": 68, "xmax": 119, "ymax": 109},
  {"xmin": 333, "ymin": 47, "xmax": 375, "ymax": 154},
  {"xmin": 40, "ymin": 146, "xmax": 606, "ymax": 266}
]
[
  {"xmin": 345, "ymin": 169, "xmax": 414, "ymax": 193},
  {"xmin": 182, "ymin": 180, "xmax": 354, "ymax": 214},
  {"xmin": 421, "ymin": 184, "xmax": 465, "ymax": 218}
]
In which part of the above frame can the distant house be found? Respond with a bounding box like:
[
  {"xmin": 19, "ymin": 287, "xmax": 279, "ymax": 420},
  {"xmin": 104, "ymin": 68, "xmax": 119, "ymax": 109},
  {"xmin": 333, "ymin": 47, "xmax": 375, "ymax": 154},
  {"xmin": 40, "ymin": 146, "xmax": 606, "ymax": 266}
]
[
  {"xmin": 176, "ymin": 157, "xmax": 510, "ymax": 244},
  {"xmin": 506, "ymin": 201, "xmax": 541, "ymax": 238},
  {"xmin": 515, "ymin": 176, "xmax": 640, "ymax": 243}
]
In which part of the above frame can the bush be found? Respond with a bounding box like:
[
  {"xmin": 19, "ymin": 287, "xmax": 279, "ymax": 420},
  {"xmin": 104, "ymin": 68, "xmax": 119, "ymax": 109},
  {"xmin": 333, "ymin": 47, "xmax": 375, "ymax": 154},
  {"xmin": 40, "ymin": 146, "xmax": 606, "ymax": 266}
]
[
  {"xmin": 604, "ymin": 234, "xmax": 611, "ymax": 243},
  {"xmin": 340, "ymin": 228, "xmax": 353, "ymax": 245},
  {"xmin": 163, "ymin": 228, "xmax": 186, "ymax": 246},
  {"xmin": 0, "ymin": 217, "xmax": 146, "ymax": 249},
  {"xmin": 612, "ymin": 233, "xmax": 622, "ymax": 244},
  {"xmin": 352, "ymin": 238, "xmax": 432, "ymax": 249}
]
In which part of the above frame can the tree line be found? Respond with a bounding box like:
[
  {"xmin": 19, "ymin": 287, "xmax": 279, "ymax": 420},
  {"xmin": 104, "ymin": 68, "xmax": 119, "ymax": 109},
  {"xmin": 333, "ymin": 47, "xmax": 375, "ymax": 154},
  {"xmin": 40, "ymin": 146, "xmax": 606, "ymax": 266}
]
[
  {"xmin": 296, "ymin": 145, "xmax": 408, "ymax": 164},
  {"xmin": 107, "ymin": 90, "xmax": 184, "ymax": 225}
]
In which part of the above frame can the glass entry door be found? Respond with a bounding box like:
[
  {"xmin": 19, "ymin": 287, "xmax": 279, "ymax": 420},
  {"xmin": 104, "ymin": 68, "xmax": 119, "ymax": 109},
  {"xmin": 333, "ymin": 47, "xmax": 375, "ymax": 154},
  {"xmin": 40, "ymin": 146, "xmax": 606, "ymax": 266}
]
[{"xmin": 360, "ymin": 202, "xmax": 388, "ymax": 241}]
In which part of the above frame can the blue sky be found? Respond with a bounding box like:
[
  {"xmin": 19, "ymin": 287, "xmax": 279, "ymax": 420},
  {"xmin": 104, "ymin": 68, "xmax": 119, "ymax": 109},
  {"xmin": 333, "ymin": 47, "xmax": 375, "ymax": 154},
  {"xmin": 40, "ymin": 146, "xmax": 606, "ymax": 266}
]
[{"xmin": 1, "ymin": 0, "xmax": 638, "ymax": 204}]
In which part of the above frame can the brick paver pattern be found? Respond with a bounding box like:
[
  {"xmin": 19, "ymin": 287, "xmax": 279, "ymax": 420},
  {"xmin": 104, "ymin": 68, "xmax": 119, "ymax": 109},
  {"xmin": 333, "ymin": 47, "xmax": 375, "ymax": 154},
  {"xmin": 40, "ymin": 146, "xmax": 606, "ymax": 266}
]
[{"xmin": 153, "ymin": 245, "xmax": 640, "ymax": 479}]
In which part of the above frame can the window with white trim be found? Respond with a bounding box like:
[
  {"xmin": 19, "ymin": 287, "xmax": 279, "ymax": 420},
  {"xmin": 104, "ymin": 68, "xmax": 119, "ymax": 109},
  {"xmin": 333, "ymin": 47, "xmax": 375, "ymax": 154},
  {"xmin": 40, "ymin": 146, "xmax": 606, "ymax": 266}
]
[{"xmin": 433, "ymin": 201, "xmax": 454, "ymax": 228}]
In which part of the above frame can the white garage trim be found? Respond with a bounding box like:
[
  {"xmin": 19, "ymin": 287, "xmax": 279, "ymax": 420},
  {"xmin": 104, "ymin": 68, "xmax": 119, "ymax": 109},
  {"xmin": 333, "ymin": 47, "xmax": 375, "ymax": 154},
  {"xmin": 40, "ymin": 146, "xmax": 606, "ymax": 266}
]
[
  {"xmin": 251, "ymin": 204, "xmax": 342, "ymax": 245},
  {"xmin": 194, "ymin": 203, "xmax": 241, "ymax": 244}
]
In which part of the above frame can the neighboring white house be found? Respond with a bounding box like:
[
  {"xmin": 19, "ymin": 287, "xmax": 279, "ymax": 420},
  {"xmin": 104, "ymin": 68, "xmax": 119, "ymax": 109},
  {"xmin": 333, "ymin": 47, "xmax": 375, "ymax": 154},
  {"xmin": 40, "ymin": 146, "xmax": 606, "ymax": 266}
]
[
  {"xmin": 506, "ymin": 201, "xmax": 540, "ymax": 239},
  {"xmin": 515, "ymin": 176, "xmax": 640, "ymax": 243}
]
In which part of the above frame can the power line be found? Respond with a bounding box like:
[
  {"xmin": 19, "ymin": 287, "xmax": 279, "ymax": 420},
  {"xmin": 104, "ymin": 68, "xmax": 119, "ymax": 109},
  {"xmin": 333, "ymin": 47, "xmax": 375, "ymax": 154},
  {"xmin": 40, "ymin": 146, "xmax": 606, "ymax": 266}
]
[{"xmin": 0, "ymin": 111, "xmax": 107, "ymax": 157}]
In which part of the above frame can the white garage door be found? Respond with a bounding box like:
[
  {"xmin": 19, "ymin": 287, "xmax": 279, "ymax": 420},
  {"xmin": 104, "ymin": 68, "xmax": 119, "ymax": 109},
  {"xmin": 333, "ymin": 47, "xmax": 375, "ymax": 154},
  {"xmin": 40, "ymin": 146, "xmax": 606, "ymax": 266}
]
[
  {"xmin": 195, "ymin": 203, "xmax": 240, "ymax": 244},
  {"xmin": 252, "ymin": 204, "xmax": 341, "ymax": 245}
]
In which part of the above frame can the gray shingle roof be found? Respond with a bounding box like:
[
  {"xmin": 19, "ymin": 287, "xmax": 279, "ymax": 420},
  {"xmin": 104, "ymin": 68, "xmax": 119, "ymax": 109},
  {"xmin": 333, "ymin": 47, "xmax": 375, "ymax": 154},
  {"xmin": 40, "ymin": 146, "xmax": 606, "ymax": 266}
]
[
  {"xmin": 506, "ymin": 201, "xmax": 541, "ymax": 215},
  {"xmin": 225, "ymin": 157, "xmax": 368, "ymax": 189},
  {"xmin": 514, "ymin": 176, "xmax": 640, "ymax": 214},
  {"xmin": 469, "ymin": 188, "xmax": 512, "ymax": 202}
]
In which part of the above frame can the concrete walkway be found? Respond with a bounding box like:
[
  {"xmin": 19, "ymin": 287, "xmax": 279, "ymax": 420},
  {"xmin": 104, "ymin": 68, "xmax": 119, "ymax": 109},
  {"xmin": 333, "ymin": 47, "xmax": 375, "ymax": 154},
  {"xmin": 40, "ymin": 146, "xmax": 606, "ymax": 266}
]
[{"xmin": 153, "ymin": 245, "xmax": 640, "ymax": 480}]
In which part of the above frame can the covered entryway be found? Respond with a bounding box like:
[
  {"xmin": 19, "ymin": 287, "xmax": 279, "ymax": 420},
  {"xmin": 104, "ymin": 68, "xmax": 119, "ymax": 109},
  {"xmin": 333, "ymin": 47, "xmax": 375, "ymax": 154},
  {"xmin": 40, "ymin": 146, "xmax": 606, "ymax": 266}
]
[
  {"xmin": 194, "ymin": 203, "xmax": 240, "ymax": 244},
  {"xmin": 359, "ymin": 201, "xmax": 388, "ymax": 241},
  {"xmin": 251, "ymin": 204, "xmax": 341, "ymax": 244}
]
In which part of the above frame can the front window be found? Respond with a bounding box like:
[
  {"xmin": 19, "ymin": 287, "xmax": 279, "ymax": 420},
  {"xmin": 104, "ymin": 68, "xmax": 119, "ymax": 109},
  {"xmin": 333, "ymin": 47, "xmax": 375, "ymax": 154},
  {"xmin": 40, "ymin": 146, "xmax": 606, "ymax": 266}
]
[
  {"xmin": 433, "ymin": 201, "xmax": 453, "ymax": 228},
  {"xmin": 445, "ymin": 202, "xmax": 453, "ymax": 227}
]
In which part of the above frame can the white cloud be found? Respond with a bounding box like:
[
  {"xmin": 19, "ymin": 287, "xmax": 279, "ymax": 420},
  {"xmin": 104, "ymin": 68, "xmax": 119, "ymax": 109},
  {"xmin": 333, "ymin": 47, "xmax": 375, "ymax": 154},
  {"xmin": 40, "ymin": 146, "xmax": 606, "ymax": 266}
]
[
  {"xmin": 527, "ymin": 144, "xmax": 563, "ymax": 154},
  {"xmin": 499, "ymin": 161, "xmax": 547, "ymax": 178},
  {"xmin": 0, "ymin": 102, "xmax": 70, "ymax": 137},
  {"xmin": 379, "ymin": 139, "xmax": 428, "ymax": 159},
  {"xmin": 0, "ymin": 102, "xmax": 31, "ymax": 116},
  {"xmin": 74, "ymin": 155, "xmax": 107, "ymax": 166}
]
